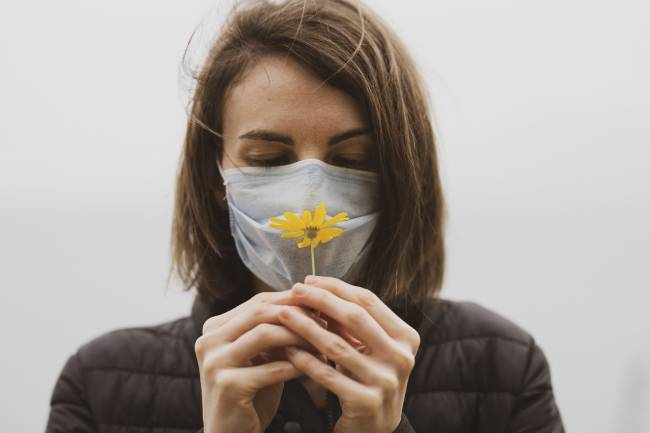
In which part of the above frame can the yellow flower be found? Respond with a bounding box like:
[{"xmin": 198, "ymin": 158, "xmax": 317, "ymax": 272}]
[{"xmin": 268, "ymin": 202, "xmax": 349, "ymax": 249}]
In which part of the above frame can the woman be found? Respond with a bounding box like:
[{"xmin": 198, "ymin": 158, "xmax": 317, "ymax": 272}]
[{"xmin": 46, "ymin": 1, "xmax": 565, "ymax": 432}]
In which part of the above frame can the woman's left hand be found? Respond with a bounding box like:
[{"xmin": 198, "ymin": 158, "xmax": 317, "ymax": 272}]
[{"xmin": 268, "ymin": 275, "xmax": 421, "ymax": 433}]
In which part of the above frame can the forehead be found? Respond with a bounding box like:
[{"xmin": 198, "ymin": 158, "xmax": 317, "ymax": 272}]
[{"xmin": 222, "ymin": 54, "xmax": 367, "ymax": 136}]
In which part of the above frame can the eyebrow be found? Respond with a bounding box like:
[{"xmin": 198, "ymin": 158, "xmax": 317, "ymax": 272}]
[{"xmin": 238, "ymin": 127, "xmax": 371, "ymax": 146}]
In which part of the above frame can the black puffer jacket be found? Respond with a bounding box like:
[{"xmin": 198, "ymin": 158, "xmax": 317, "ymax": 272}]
[{"xmin": 46, "ymin": 292, "xmax": 565, "ymax": 433}]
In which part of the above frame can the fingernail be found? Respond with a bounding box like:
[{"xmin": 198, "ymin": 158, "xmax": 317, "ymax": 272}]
[{"xmin": 305, "ymin": 275, "xmax": 318, "ymax": 284}]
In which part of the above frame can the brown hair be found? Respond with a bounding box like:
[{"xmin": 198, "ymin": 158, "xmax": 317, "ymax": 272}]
[{"xmin": 168, "ymin": 0, "xmax": 447, "ymax": 318}]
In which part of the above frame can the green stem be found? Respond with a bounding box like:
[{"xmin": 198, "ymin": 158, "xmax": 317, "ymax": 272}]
[
  {"xmin": 309, "ymin": 242, "xmax": 324, "ymax": 352},
  {"xmin": 309, "ymin": 242, "xmax": 321, "ymax": 324}
]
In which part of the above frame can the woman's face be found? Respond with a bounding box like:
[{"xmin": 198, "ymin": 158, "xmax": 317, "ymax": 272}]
[{"xmin": 221, "ymin": 54, "xmax": 375, "ymax": 171}]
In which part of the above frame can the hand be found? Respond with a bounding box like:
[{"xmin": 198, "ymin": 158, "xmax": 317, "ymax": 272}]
[
  {"xmin": 195, "ymin": 290, "xmax": 327, "ymax": 433},
  {"xmin": 268, "ymin": 275, "xmax": 421, "ymax": 433}
]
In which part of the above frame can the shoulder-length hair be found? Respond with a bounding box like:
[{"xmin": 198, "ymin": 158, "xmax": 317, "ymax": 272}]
[{"xmin": 168, "ymin": 0, "xmax": 447, "ymax": 317}]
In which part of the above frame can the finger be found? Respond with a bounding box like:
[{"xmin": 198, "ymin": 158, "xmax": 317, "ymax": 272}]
[
  {"xmin": 197, "ymin": 303, "xmax": 325, "ymax": 366},
  {"xmin": 204, "ymin": 322, "xmax": 317, "ymax": 367},
  {"xmin": 201, "ymin": 303, "xmax": 315, "ymax": 348},
  {"xmin": 218, "ymin": 304, "xmax": 305, "ymax": 342},
  {"xmin": 315, "ymin": 323, "xmax": 361, "ymax": 379},
  {"xmin": 284, "ymin": 346, "xmax": 373, "ymax": 401},
  {"xmin": 251, "ymin": 346, "xmax": 314, "ymax": 366},
  {"xmin": 273, "ymin": 282, "xmax": 400, "ymax": 358},
  {"xmin": 202, "ymin": 290, "xmax": 296, "ymax": 334},
  {"xmin": 304, "ymin": 275, "xmax": 420, "ymax": 354},
  {"xmin": 215, "ymin": 361, "xmax": 304, "ymax": 395},
  {"xmin": 278, "ymin": 306, "xmax": 379, "ymax": 385},
  {"xmin": 325, "ymin": 315, "xmax": 367, "ymax": 353}
]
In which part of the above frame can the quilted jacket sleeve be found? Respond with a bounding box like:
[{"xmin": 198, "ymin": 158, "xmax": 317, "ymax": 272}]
[
  {"xmin": 45, "ymin": 351, "xmax": 97, "ymax": 433},
  {"xmin": 507, "ymin": 340, "xmax": 565, "ymax": 433}
]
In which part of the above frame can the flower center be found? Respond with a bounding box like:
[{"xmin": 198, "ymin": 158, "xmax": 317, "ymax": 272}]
[{"xmin": 305, "ymin": 226, "xmax": 319, "ymax": 239}]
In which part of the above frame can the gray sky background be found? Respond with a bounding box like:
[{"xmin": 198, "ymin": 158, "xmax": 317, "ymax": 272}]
[{"xmin": 1, "ymin": 0, "xmax": 649, "ymax": 431}]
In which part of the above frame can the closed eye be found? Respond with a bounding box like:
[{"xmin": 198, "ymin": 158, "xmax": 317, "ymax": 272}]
[
  {"xmin": 244, "ymin": 154, "xmax": 291, "ymax": 167},
  {"xmin": 330, "ymin": 155, "xmax": 375, "ymax": 171}
]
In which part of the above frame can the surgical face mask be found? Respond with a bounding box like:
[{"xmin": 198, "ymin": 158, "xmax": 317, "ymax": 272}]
[{"xmin": 217, "ymin": 158, "xmax": 380, "ymax": 291}]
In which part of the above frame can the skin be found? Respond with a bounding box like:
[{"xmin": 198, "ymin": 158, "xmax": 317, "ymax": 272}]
[{"xmin": 199, "ymin": 54, "xmax": 420, "ymax": 433}]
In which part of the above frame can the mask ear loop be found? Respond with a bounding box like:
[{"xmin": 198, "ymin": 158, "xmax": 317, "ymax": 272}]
[
  {"xmin": 216, "ymin": 155, "xmax": 226, "ymax": 183},
  {"xmin": 216, "ymin": 150, "xmax": 241, "ymax": 203},
  {"xmin": 188, "ymin": 112, "xmax": 247, "ymax": 195},
  {"xmin": 217, "ymin": 150, "xmax": 253, "ymax": 205},
  {"xmin": 188, "ymin": 112, "xmax": 239, "ymax": 176},
  {"xmin": 217, "ymin": 148, "xmax": 248, "ymax": 177}
]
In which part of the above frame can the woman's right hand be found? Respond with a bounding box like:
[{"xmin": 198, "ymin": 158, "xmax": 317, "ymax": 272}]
[{"xmin": 195, "ymin": 290, "xmax": 324, "ymax": 433}]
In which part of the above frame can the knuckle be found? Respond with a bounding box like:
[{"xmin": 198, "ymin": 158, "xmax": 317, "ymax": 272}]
[
  {"xmin": 254, "ymin": 291, "xmax": 272, "ymax": 303},
  {"xmin": 357, "ymin": 288, "xmax": 378, "ymax": 308},
  {"xmin": 214, "ymin": 369, "xmax": 237, "ymax": 390},
  {"xmin": 317, "ymin": 364, "xmax": 338, "ymax": 387},
  {"xmin": 345, "ymin": 306, "xmax": 368, "ymax": 328},
  {"xmin": 409, "ymin": 330, "xmax": 421, "ymax": 352},
  {"xmin": 252, "ymin": 322, "xmax": 276, "ymax": 341},
  {"xmin": 194, "ymin": 336, "xmax": 206, "ymax": 356},
  {"xmin": 377, "ymin": 371, "xmax": 399, "ymax": 391},
  {"xmin": 249, "ymin": 304, "xmax": 266, "ymax": 318},
  {"xmin": 202, "ymin": 355, "xmax": 220, "ymax": 377},
  {"xmin": 361, "ymin": 390, "xmax": 383, "ymax": 413},
  {"xmin": 395, "ymin": 349, "xmax": 416, "ymax": 373},
  {"xmin": 324, "ymin": 337, "xmax": 349, "ymax": 359},
  {"xmin": 202, "ymin": 316, "xmax": 219, "ymax": 335}
]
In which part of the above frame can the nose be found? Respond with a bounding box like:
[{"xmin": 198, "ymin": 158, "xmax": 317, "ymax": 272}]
[{"xmin": 293, "ymin": 143, "xmax": 327, "ymax": 162}]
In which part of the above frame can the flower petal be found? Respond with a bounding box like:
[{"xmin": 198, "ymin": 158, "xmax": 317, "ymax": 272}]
[
  {"xmin": 270, "ymin": 221, "xmax": 303, "ymax": 231},
  {"xmin": 297, "ymin": 236, "xmax": 311, "ymax": 248},
  {"xmin": 321, "ymin": 212, "xmax": 349, "ymax": 228},
  {"xmin": 318, "ymin": 227, "xmax": 343, "ymax": 242},
  {"xmin": 301, "ymin": 209, "xmax": 313, "ymax": 225},
  {"xmin": 283, "ymin": 212, "xmax": 305, "ymax": 229},
  {"xmin": 312, "ymin": 237, "xmax": 321, "ymax": 248},
  {"xmin": 270, "ymin": 216, "xmax": 289, "ymax": 225},
  {"xmin": 313, "ymin": 202, "xmax": 326, "ymax": 227},
  {"xmin": 280, "ymin": 230, "xmax": 305, "ymax": 238}
]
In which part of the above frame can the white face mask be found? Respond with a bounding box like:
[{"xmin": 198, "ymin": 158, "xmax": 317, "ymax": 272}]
[{"xmin": 217, "ymin": 158, "xmax": 380, "ymax": 291}]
